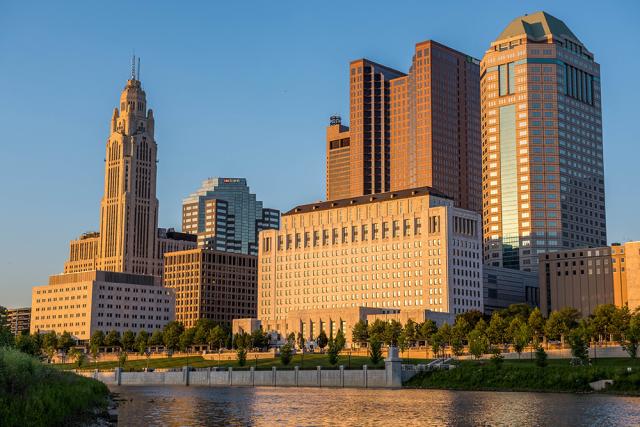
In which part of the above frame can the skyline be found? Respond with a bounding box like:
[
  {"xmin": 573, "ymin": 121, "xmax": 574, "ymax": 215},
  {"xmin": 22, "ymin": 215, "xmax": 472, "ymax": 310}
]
[{"xmin": 2, "ymin": 0, "xmax": 640, "ymax": 307}]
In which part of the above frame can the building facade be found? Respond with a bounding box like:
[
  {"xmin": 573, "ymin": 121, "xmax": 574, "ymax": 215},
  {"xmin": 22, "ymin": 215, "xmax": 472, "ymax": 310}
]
[
  {"xmin": 326, "ymin": 41, "xmax": 482, "ymax": 214},
  {"xmin": 182, "ymin": 177, "xmax": 280, "ymax": 256},
  {"xmin": 257, "ymin": 187, "xmax": 483, "ymax": 335},
  {"xmin": 7, "ymin": 307, "xmax": 31, "ymax": 336},
  {"xmin": 163, "ymin": 248, "xmax": 258, "ymax": 328},
  {"xmin": 539, "ymin": 242, "xmax": 640, "ymax": 316},
  {"xmin": 388, "ymin": 40, "xmax": 481, "ymax": 213},
  {"xmin": 483, "ymin": 266, "xmax": 539, "ymax": 315},
  {"xmin": 63, "ymin": 60, "xmax": 196, "ymax": 277},
  {"xmin": 481, "ymin": 12, "xmax": 606, "ymax": 272},
  {"xmin": 30, "ymin": 271, "xmax": 175, "ymax": 341}
]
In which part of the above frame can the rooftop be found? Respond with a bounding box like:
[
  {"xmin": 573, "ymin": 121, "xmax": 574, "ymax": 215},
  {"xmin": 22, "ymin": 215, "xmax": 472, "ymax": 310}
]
[
  {"xmin": 283, "ymin": 186, "xmax": 451, "ymax": 216},
  {"xmin": 496, "ymin": 11, "xmax": 581, "ymax": 44}
]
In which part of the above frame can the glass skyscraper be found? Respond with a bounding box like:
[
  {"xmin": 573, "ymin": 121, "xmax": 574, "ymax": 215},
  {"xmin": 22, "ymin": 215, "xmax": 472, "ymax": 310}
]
[
  {"xmin": 182, "ymin": 178, "xmax": 280, "ymax": 256},
  {"xmin": 481, "ymin": 12, "xmax": 606, "ymax": 272}
]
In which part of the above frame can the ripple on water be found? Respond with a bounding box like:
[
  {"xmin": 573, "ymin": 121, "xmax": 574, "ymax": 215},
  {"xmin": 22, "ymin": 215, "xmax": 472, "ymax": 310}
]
[{"xmin": 111, "ymin": 386, "xmax": 640, "ymax": 427}]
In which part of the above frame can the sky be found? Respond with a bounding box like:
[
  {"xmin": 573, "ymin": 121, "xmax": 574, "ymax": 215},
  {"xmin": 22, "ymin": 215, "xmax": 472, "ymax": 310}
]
[{"xmin": 1, "ymin": 0, "xmax": 638, "ymax": 307}]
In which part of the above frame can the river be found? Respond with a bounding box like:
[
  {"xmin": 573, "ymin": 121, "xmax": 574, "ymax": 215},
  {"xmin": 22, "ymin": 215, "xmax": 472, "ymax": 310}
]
[{"xmin": 110, "ymin": 386, "xmax": 640, "ymax": 426}]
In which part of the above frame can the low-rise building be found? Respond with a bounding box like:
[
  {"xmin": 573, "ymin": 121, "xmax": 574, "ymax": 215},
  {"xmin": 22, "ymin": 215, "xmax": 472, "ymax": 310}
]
[
  {"xmin": 257, "ymin": 186, "xmax": 483, "ymax": 337},
  {"xmin": 539, "ymin": 242, "xmax": 640, "ymax": 316},
  {"xmin": 483, "ymin": 266, "xmax": 539, "ymax": 315},
  {"xmin": 7, "ymin": 307, "xmax": 31, "ymax": 336},
  {"xmin": 163, "ymin": 248, "xmax": 258, "ymax": 328},
  {"xmin": 30, "ymin": 270, "xmax": 175, "ymax": 341}
]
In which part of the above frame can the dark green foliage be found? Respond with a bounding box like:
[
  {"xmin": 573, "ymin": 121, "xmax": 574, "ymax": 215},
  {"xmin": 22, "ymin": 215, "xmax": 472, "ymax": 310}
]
[
  {"xmin": 279, "ymin": 343, "xmax": 293, "ymax": 366},
  {"xmin": 121, "ymin": 330, "xmax": 135, "ymax": 351},
  {"xmin": 351, "ymin": 320, "xmax": 369, "ymax": 346},
  {"xmin": 369, "ymin": 337, "xmax": 383, "ymax": 366},
  {"xmin": 316, "ymin": 330, "xmax": 328, "ymax": 350},
  {"xmin": 0, "ymin": 348, "xmax": 109, "ymax": 427},
  {"xmin": 104, "ymin": 329, "xmax": 121, "ymax": 348},
  {"xmin": 163, "ymin": 321, "xmax": 184, "ymax": 351},
  {"xmin": 405, "ymin": 361, "xmax": 640, "ymax": 394},
  {"xmin": 535, "ymin": 346, "xmax": 548, "ymax": 367},
  {"xmin": 236, "ymin": 347, "xmax": 247, "ymax": 366},
  {"xmin": 490, "ymin": 349, "xmax": 504, "ymax": 368}
]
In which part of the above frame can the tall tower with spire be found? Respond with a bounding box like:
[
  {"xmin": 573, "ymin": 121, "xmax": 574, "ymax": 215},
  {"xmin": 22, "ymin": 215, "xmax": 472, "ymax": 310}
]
[{"xmin": 96, "ymin": 57, "xmax": 159, "ymax": 275}]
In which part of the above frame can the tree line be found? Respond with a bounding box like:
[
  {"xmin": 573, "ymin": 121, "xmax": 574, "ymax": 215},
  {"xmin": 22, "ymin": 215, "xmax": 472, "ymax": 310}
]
[{"xmin": 350, "ymin": 303, "xmax": 640, "ymax": 362}]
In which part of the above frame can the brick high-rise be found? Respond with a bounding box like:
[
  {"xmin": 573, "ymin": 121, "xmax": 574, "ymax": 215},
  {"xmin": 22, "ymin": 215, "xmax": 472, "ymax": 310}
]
[
  {"xmin": 326, "ymin": 41, "xmax": 482, "ymax": 214},
  {"xmin": 481, "ymin": 12, "xmax": 606, "ymax": 272}
]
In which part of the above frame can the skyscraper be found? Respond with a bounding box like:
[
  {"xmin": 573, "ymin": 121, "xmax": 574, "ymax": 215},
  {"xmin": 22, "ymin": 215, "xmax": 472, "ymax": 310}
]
[
  {"xmin": 389, "ymin": 41, "xmax": 481, "ymax": 213},
  {"xmin": 97, "ymin": 66, "xmax": 159, "ymax": 275},
  {"xmin": 481, "ymin": 12, "xmax": 606, "ymax": 271},
  {"xmin": 63, "ymin": 59, "xmax": 195, "ymax": 276},
  {"xmin": 181, "ymin": 177, "xmax": 280, "ymax": 256},
  {"xmin": 326, "ymin": 42, "xmax": 482, "ymax": 213}
]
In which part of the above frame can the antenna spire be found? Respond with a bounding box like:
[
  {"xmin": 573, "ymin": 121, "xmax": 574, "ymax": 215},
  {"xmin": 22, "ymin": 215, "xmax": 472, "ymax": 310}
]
[
  {"xmin": 137, "ymin": 57, "xmax": 140, "ymax": 81},
  {"xmin": 131, "ymin": 52, "xmax": 136, "ymax": 80}
]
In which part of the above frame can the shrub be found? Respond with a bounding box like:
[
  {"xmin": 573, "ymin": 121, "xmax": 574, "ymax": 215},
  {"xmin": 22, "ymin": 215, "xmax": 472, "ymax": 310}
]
[
  {"xmin": 236, "ymin": 347, "xmax": 247, "ymax": 367},
  {"xmin": 280, "ymin": 343, "xmax": 293, "ymax": 366},
  {"xmin": 369, "ymin": 337, "xmax": 383, "ymax": 366},
  {"xmin": 535, "ymin": 346, "xmax": 548, "ymax": 368}
]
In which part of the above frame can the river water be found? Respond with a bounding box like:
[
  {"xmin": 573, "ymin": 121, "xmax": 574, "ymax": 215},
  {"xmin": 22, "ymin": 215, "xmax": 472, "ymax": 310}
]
[{"xmin": 110, "ymin": 386, "xmax": 640, "ymax": 426}]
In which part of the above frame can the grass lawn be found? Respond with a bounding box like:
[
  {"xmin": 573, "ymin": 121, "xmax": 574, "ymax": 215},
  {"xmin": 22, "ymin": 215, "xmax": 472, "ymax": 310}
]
[
  {"xmin": 60, "ymin": 353, "xmax": 434, "ymax": 371},
  {"xmin": 405, "ymin": 357, "xmax": 640, "ymax": 394}
]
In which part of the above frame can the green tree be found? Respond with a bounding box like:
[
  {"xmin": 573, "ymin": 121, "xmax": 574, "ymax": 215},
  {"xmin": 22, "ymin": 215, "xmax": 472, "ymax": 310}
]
[
  {"xmin": 90, "ymin": 343, "xmax": 100, "ymax": 366},
  {"xmin": 591, "ymin": 304, "xmax": 623, "ymax": 343},
  {"xmin": 367, "ymin": 319, "xmax": 387, "ymax": 341},
  {"xmin": 334, "ymin": 329, "xmax": 346, "ymax": 352},
  {"xmin": 439, "ymin": 323, "xmax": 452, "ymax": 347},
  {"xmin": 233, "ymin": 332, "xmax": 251, "ymax": 349},
  {"xmin": 620, "ymin": 312, "xmax": 640, "ymax": 359},
  {"xmin": 134, "ymin": 331, "xmax": 149, "ymax": 355},
  {"xmin": 467, "ymin": 329, "xmax": 489, "ymax": 359},
  {"xmin": 179, "ymin": 328, "xmax": 196, "ymax": 352},
  {"xmin": 351, "ymin": 320, "xmax": 369, "ymax": 347},
  {"xmin": 528, "ymin": 307, "xmax": 546, "ymax": 346},
  {"xmin": 118, "ymin": 351, "xmax": 128, "ymax": 369},
  {"xmin": 251, "ymin": 329, "xmax": 269, "ymax": 350},
  {"xmin": 286, "ymin": 332, "xmax": 296, "ymax": 346},
  {"xmin": 90, "ymin": 330, "xmax": 105, "ymax": 349},
  {"xmin": 0, "ymin": 307, "xmax": 14, "ymax": 347},
  {"xmin": 535, "ymin": 346, "xmax": 548, "ymax": 367},
  {"xmin": 208, "ymin": 326, "xmax": 227, "ymax": 350},
  {"xmin": 104, "ymin": 330, "xmax": 121, "ymax": 348},
  {"xmin": 451, "ymin": 319, "xmax": 469, "ymax": 358},
  {"xmin": 57, "ymin": 331, "xmax": 75, "ymax": 353},
  {"xmin": 193, "ymin": 319, "xmax": 215, "ymax": 345},
  {"xmin": 455, "ymin": 310, "xmax": 484, "ymax": 332},
  {"xmin": 236, "ymin": 347, "xmax": 247, "ymax": 367},
  {"xmin": 430, "ymin": 331, "xmax": 445, "ymax": 359},
  {"xmin": 545, "ymin": 308, "xmax": 580, "ymax": 344},
  {"xmin": 68, "ymin": 348, "xmax": 86, "ymax": 368},
  {"xmin": 121, "ymin": 330, "xmax": 135, "ymax": 351},
  {"xmin": 15, "ymin": 333, "xmax": 40, "ymax": 356},
  {"xmin": 382, "ymin": 320, "xmax": 403, "ymax": 346},
  {"xmin": 417, "ymin": 319, "xmax": 437, "ymax": 346},
  {"xmin": 511, "ymin": 320, "xmax": 532, "ymax": 359},
  {"xmin": 368, "ymin": 337, "xmax": 383, "ymax": 365},
  {"xmin": 162, "ymin": 321, "xmax": 184, "ymax": 351},
  {"xmin": 149, "ymin": 330, "xmax": 164, "ymax": 347},
  {"xmin": 567, "ymin": 320, "xmax": 590, "ymax": 365},
  {"xmin": 498, "ymin": 303, "xmax": 532, "ymax": 324},
  {"xmin": 403, "ymin": 319, "xmax": 418, "ymax": 348},
  {"xmin": 316, "ymin": 330, "xmax": 328, "ymax": 351},
  {"xmin": 280, "ymin": 343, "xmax": 293, "ymax": 366},
  {"xmin": 490, "ymin": 348, "xmax": 504, "ymax": 368},
  {"xmin": 487, "ymin": 313, "xmax": 508, "ymax": 346}
]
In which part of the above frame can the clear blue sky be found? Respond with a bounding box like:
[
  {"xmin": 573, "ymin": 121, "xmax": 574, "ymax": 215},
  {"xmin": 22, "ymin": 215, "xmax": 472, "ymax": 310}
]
[{"xmin": 1, "ymin": 0, "xmax": 638, "ymax": 307}]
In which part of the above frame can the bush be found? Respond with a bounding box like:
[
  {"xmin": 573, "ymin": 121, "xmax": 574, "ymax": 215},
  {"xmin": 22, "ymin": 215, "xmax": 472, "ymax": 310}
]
[
  {"xmin": 490, "ymin": 349, "xmax": 504, "ymax": 368},
  {"xmin": 535, "ymin": 346, "xmax": 548, "ymax": 368},
  {"xmin": 0, "ymin": 347, "xmax": 109, "ymax": 426},
  {"xmin": 369, "ymin": 338, "xmax": 383, "ymax": 366},
  {"xmin": 236, "ymin": 347, "xmax": 247, "ymax": 367},
  {"xmin": 280, "ymin": 343, "xmax": 293, "ymax": 366}
]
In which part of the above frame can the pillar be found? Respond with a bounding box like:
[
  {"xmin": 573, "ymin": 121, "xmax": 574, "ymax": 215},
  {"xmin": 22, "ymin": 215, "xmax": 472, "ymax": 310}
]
[{"xmin": 385, "ymin": 346, "xmax": 402, "ymax": 388}]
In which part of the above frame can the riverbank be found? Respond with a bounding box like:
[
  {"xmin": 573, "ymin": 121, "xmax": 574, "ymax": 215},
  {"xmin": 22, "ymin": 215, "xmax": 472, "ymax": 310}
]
[
  {"xmin": 0, "ymin": 348, "xmax": 111, "ymax": 427},
  {"xmin": 404, "ymin": 359, "xmax": 640, "ymax": 395}
]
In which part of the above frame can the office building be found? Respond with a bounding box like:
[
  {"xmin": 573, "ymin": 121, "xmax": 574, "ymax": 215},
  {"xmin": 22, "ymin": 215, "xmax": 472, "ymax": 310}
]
[
  {"xmin": 163, "ymin": 248, "xmax": 258, "ymax": 328},
  {"xmin": 62, "ymin": 59, "xmax": 196, "ymax": 277},
  {"xmin": 257, "ymin": 187, "xmax": 483, "ymax": 335},
  {"xmin": 7, "ymin": 307, "xmax": 31, "ymax": 336},
  {"xmin": 182, "ymin": 177, "xmax": 280, "ymax": 256},
  {"xmin": 483, "ymin": 266, "xmax": 538, "ymax": 315},
  {"xmin": 539, "ymin": 242, "xmax": 640, "ymax": 316},
  {"xmin": 326, "ymin": 41, "xmax": 482, "ymax": 214},
  {"xmin": 30, "ymin": 271, "xmax": 175, "ymax": 341},
  {"xmin": 481, "ymin": 12, "xmax": 606, "ymax": 271}
]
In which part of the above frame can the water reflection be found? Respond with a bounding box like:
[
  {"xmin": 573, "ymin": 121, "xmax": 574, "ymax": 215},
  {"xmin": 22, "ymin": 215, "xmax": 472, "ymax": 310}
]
[{"xmin": 111, "ymin": 386, "xmax": 640, "ymax": 426}]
